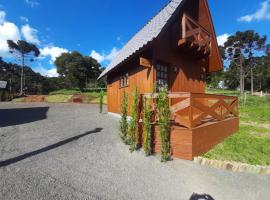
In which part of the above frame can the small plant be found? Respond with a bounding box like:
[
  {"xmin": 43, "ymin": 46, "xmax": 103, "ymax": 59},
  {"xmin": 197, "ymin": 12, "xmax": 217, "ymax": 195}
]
[
  {"xmin": 120, "ymin": 91, "xmax": 129, "ymax": 143},
  {"xmin": 99, "ymin": 90, "xmax": 105, "ymax": 113},
  {"xmin": 156, "ymin": 86, "xmax": 171, "ymax": 162},
  {"xmin": 129, "ymin": 86, "xmax": 139, "ymax": 152},
  {"xmin": 143, "ymin": 97, "xmax": 152, "ymax": 156}
]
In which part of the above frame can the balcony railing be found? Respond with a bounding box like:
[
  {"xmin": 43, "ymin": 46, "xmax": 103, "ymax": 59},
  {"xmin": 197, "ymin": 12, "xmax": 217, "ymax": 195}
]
[
  {"xmin": 178, "ymin": 14, "xmax": 212, "ymax": 57},
  {"xmin": 143, "ymin": 92, "xmax": 239, "ymax": 129}
]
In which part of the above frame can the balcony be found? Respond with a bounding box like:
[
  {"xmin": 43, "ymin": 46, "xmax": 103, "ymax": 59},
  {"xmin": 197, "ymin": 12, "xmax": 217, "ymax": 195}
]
[
  {"xmin": 178, "ymin": 14, "xmax": 212, "ymax": 58},
  {"xmin": 142, "ymin": 92, "xmax": 239, "ymax": 160}
]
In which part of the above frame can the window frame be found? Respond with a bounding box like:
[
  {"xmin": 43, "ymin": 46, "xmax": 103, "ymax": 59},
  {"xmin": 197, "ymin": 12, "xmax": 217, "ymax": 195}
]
[
  {"xmin": 119, "ymin": 73, "xmax": 129, "ymax": 88},
  {"xmin": 156, "ymin": 63, "xmax": 169, "ymax": 91}
]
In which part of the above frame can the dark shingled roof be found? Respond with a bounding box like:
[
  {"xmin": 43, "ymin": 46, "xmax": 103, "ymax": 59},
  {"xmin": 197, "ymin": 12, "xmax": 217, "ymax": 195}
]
[{"xmin": 98, "ymin": 0, "xmax": 184, "ymax": 79}]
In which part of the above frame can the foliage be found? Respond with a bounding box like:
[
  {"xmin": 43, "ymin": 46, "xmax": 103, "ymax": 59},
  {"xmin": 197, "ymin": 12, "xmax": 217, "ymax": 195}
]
[
  {"xmin": 129, "ymin": 86, "xmax": 139, "ymax": 152},
  {"xmin": 143, "ymin": 97, "xmax": 152, "ymax": 156},
  {"xmin": 222, "ymin": 30, "xmax": 267, "ymax": 94},
  {"xmin": 120, "ymin": 91, "xmax": 129, "ymax": 144},
  {"xmin": 99, "ymin": 90, "xmax": 105, "ymax": 113},
  {"xmin": 156, "ymin": 87, "xmax": 171, "ymax": 162},
  {"xmin": 54, "ymin": 51, "xmax": 102, "ymax": 91},
  {"xmin": 7, "ymin": 40, "xmax": 40, "ymax": 95},
  {"xmin": 0, "ymin": 57, "xmax": 46, "ymax": 95}
]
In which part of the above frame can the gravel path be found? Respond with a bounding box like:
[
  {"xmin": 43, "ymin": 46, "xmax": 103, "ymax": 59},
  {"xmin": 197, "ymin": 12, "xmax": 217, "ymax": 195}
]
[{"xmin": 0, "ymin": 102, "xmax": 269, "ymax": 200}]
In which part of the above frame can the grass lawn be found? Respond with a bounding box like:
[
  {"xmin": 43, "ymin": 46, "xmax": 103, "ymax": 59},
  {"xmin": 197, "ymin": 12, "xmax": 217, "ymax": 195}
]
[
  {"xmin": 204, "ymin": 89, "xmax": 270, "ymax": 166},
  {"xmin": 11, "ymin": 89, "xmax": 107, "ymax": 104},
  {"xmin": 45, "ymin": 94, "xmax": 73, "ymax": 103}
]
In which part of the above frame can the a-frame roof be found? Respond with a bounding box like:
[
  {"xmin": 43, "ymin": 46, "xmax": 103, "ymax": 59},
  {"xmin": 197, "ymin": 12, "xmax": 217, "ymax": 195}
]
[{"xmin": 98, "ymin": 0, "xmax": 184, "ymax": 79}]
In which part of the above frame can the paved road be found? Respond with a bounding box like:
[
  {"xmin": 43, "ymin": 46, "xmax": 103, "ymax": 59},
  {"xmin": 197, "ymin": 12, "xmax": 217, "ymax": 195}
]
[{"xmin": 0, "ymin": 103, "xmax": 269, "ymax": 200}]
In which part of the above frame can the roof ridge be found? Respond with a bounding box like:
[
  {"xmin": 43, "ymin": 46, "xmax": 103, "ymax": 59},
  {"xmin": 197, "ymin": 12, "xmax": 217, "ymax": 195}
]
[{"xmin": 98, "ymin": 0, "xmax": 183, "ymax": 79}]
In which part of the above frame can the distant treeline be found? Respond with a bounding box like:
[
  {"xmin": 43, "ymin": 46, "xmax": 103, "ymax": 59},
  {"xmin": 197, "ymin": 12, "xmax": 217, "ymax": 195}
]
[{"xmin": 0, "ymin": 57, "xmax": 105, "ymax": 96}]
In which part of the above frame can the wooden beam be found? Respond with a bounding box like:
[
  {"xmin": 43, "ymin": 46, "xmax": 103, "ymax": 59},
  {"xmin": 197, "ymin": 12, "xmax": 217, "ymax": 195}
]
[{"xmin": 139, "ymin": 57, "xmax": 152, "ymax": 68}]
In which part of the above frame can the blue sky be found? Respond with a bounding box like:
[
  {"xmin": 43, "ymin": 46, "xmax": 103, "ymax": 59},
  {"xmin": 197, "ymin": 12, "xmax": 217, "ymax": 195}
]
[{"xmin": 0, "ymin": 0, "xmax": 270, "ymax": 77}]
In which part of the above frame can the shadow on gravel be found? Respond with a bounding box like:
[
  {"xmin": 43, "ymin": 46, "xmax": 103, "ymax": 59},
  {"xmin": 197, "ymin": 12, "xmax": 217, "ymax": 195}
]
[
  {"xmin": 0, "ymin": 128, "xmax": 102, "ymax": 167},
  {"xmin": 0, "ymin": 107, "xmax": 49, "ymax": 127}
]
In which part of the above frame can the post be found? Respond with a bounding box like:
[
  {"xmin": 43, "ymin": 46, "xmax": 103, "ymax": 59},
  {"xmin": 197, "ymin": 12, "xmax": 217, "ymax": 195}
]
[{"xmin": 20, "ymin": 53, "xmax": 25, "ymax": 96}]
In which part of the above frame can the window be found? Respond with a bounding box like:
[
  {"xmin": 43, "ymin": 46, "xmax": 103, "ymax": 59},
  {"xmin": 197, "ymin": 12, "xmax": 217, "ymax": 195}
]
[
  {"xmin": 120, "ymin": 73, "xmax": 129, "ymax": 88},
  {"xmin": 156, "ymin": 64, "xmax": 168, "ymax": 91}
]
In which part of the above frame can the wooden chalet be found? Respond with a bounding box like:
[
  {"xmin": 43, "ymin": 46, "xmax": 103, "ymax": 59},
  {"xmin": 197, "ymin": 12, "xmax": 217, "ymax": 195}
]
[{"xmin": 98, "ymin": 0, "xmax": 239, "ymax": 160}]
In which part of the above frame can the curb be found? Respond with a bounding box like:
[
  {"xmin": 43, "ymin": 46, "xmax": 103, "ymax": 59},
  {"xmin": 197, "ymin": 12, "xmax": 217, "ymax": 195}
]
[{"xmin": 194, "ymin": 157, "xmax": 270, "ymax": 174}]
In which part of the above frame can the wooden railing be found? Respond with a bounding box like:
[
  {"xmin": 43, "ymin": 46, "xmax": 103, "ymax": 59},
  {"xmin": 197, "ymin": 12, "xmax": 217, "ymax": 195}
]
[
  {"xmin": 143, "ymin": 92, "xmax": 238, "ymax": 129},
  {"xmin": 178, "ymin": 14, "xmax": 211, "ymax": 56}
]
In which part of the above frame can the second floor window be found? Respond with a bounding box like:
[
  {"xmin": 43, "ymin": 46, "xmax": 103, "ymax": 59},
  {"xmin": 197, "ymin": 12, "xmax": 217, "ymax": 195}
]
[{"xmin": 120, "ymin": 73, "xmax": 129, "ymax": 88}]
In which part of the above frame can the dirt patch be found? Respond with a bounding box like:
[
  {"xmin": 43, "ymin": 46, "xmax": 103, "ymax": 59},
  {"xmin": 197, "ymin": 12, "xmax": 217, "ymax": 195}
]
[
  {"xmin": 70, "ymin": 94, "xmax": 86, "ymax": 103},
  {"xmin": 241, "ymin": 121, "xmax": 270, "ymax": 129},
  {"xmin": 250, "ymin": 131, "xmax": 270, "ymax": 138},
  {"xmin": 24, "ymin": 95, "xmax": 46, "ymax": 102}
]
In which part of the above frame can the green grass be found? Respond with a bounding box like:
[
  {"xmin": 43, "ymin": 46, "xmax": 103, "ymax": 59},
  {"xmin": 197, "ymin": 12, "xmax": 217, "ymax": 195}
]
[
  {"xmin": 12, "ymin": 97, "xmax": 26, "ymax": 103},
  {"xmin": 45, "ymin": 95, "xmax": 73, "ymax": 103},
  {"xmin": 203, "ymin": 89, "xmax": 270, "ymax": 165},
  {"xmin": 49, "ymin": 89, "xmax": 81, "ymax": 95}
]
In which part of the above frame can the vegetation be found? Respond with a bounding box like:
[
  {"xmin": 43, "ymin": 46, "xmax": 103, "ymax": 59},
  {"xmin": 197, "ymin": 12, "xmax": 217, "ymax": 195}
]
[
  {"xmin": 156, "ymin": 87, "xmax": 171, "ymax": 162},
  {"xmin": 204, "ymin": 89, "xmax": 270, "ymax": 165},
  {"xmin": 120, "ymin": 91, "xmax": 129, "ymax": 144},
  {"xmin": 129, "ymin": 86, "xmax": 139, "ymax": 152},
  {"xmin": 207, "ymin": 30, "xmax": 270, "ymax": 93},
  {"xmin": 143, "ymin": 97, "xmax": 152, "ymax": 156},
  {"xmin": 54, "ymin": 51, "xmax": 103, "ymax": 91},
  {"xmin": 45, "ymin": 94, "xmax": 72, "ymax": 103},
  {"xmin": 7, "ymin": 40, "xmax": 40, "ymax": 96},
  {"xmin": 99, "ymin": 90, "xmax": 105, "ymax": 113}
]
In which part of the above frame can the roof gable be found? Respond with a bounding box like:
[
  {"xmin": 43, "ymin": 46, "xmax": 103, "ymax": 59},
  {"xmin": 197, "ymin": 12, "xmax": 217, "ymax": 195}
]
[{"xmin": 98, "ymin": 0, "xmax": 184, "ymax": 79}]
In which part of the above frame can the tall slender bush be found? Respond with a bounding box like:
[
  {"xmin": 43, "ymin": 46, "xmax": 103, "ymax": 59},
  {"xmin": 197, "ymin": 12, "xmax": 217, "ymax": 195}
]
[
  {"xmin": 120, "ymin": 91, "xmax": 129, "ymax": 143},
  {"xmin": 129, "ymin": 86, "xmax": 139, "ymax": 152},
  {"xmin": 156, "ymin": 87, "xmax": 171, "ymax": 162},
  {"xmin": 99, "ymin": 90, "xmax": 105, "ymax": 113},
  {"xmin": 143, "ymin": 97, "xmax": 152, "ymax": 156}
]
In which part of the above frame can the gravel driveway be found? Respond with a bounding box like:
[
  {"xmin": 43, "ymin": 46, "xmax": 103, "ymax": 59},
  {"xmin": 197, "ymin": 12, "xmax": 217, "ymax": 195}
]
[{"xmin": 0, "ymin": 102, "xmax": 269, "ymax": 200}]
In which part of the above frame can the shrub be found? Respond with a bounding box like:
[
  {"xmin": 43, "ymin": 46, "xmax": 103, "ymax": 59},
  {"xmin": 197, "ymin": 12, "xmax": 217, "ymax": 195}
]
[
  {"xmin": 120, "ymin": 91, "xmax": 129, "ymax": 144},
  {"xmin": 129, "ymin": 86, "xmax": 139, "ymax": 152},
  {"xmin": 156, "ymin": 87, "xmax": 171, "ymax": 162},
  {"xmin": 143, "ymin": 97, "xmax": 152, "ymax": 156}
]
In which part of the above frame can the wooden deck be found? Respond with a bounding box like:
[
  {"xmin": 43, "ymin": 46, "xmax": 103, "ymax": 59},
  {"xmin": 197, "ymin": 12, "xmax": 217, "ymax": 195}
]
[{"xmin": 142, "ymin": 92, "xmax": 239, "ymax": 160}]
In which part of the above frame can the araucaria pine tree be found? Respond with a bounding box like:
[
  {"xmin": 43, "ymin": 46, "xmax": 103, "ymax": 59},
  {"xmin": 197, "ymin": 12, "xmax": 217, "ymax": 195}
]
[
  {"xmin": 120, "ymin": 91, "xmax": 129, "ymax": 143},
  {"xmin": 129, "ymin": 86, "xmax": 139, "ymax": 152},
  {"xmin": 143, "ymin": 97, "xmax": 152, "ymax": 156},
  {"xmin": 156, "ymin": 87, "xmax": 171, "ymax": 162}
]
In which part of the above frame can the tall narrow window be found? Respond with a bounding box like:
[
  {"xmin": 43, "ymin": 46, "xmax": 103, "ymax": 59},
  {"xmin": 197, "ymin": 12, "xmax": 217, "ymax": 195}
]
[
  {"xmin": 156, "ymin": 64, "xmax": 168, "ymax": 91},
  {"xmin": 120, "ymin": 73, "xmax": 129, "ymax": 88}
]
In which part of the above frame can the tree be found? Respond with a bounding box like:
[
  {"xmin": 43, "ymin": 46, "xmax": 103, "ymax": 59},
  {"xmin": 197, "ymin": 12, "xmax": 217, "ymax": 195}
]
[
  {"xmin": 224, "ymin": 31, "xmax": 267, "ymax": 94},
  {"xmin": 55, "ymin": 51, "xmax": 102, "ymax": 91},
  {"xmin": 7, "ymin": 40, "xmax": 40, "ymax": 96}
]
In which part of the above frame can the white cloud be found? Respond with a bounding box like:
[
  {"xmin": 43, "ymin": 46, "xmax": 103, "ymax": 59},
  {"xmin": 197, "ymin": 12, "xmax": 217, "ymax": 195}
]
[
  {"xmin": 217, "ymin": 33, "xmax": 230, "ymax": 46},
  {"xmin": 25, "ymin": 0, "xmax": 40, "ymax": 8},
  {"xmin": 40, "ymin": 46, "xmax": 68, "ymax": 64},
  {"xmin": 0, "ymin": 11, "xmax": 21, "ymax": 57},
  {"xmin": 34, "ymin": 65, "xmax": 59, "ymax": 77},
  {"xmin": 90, "ymin": 50, "xmax": 105, "ymax": 63},
  {"xmin": 20, "ymin": 16, "xmax": 29, "ymax": 23},
  {"xmin": 238, "ymin": 0, "xmax": 270, "ymax": 22},
  {"xmin": 21, "ymin": 24, "xmax": 40, "ymax": 45},
  {"xmin": 90, "ymin": 47, "xmax": 120, "ymax": 64},
  {"xmin": 0, "ymin": 10, "xmax": 6, "ymax": 24}
]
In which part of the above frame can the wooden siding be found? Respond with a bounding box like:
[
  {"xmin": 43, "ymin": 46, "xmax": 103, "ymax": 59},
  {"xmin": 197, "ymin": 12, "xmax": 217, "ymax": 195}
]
[{"xmin": 107, "ymin": 58, "xmax": 154, "ymax": 114}]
